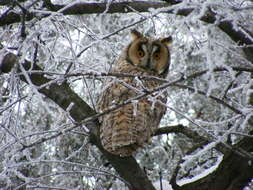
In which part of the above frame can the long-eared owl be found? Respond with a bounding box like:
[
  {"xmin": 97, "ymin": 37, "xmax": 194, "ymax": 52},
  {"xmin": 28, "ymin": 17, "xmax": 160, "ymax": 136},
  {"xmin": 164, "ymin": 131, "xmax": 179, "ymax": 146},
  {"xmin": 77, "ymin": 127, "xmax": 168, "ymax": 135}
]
[{"xmin": 98, "ymin": 30, "xmax": 172, "ymax": 157}]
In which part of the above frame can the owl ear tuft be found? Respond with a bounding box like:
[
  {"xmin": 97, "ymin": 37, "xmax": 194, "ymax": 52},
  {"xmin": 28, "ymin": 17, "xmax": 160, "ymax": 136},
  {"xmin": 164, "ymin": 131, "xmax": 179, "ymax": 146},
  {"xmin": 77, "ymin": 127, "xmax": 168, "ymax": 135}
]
[
  {"xmin": 131, "ymin": 29, "xmax": 143, "ymax": 40},
  {"xmin": 161, "ymin": 36, "xmax": 172, "ymax": 46}
]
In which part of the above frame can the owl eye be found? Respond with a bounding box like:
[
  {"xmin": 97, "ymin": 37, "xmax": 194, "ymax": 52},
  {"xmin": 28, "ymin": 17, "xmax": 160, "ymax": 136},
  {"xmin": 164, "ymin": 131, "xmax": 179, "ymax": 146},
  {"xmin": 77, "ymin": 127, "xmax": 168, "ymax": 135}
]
[
  {"xmin": 137, "ymin": 50, "xmax": 145, "ymax": 58},
  {"xmin": 153, "ymin": 52, "xmax": 160, "ymax": 60}
]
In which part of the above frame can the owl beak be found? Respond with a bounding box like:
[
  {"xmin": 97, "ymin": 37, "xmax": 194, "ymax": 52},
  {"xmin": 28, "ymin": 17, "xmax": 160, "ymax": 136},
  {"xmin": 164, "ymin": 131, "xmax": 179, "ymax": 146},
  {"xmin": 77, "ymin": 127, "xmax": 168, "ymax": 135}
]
[
  {"xmin": 146, "ymin": 45, "xmax": 153, "ymax": 69},
  {"xmin": 145, "ymin": 58, "xmax": 156, "ymax": 73},
  {"xmin": 141, "ymin": 44, "xmax": 155, "ymax": 71},
  {"xmin": 146, "ymin": 57, "xmax": 151, "ymax": 68}
]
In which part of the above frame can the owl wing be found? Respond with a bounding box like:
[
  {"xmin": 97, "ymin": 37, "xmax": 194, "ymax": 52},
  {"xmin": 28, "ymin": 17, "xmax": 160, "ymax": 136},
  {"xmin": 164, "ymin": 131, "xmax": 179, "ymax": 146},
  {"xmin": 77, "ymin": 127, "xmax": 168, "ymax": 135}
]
[
  {"xmin": 98, "ymin": 75, "xmax": 167, "ymax": 157},
  {"xmin": 98, "ymin": 78, "xmax": 138, "ymax": 156}
]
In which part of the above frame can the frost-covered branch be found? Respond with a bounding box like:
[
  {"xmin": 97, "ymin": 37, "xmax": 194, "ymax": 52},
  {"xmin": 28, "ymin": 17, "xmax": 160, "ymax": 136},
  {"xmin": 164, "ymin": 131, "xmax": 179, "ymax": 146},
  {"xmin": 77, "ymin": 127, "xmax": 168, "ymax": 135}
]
[
  {"xmin": 0, "ymin": 0, "xmax": 27, "ymax": 6},
  {"xmin": 1, "ymin": 51, "xmax": 251, "ymax": 159},
  {"xmin": 164, "ymin": 6, "xmax": 253, "ymax": 64},
  {"xmin": 154, "ymin": 125, "xmax": 208, "ymax": 144},
  {"xmin": 1, "ymin": 0, "xmax": 253, "ymax": 189},
  {"xmin": 19, "ymin": 65, "xmax": 253, "ymax": 81},
  {"xmin": 170, "ymin": 129, "xmax": 253, "ymax": 190},
  {"xmin": 155, "ymin": 123, "xmax": 253, "ymax": 158},
  {"xmin": 12, "ymin": 160, "xmax": 128, "ymax": 190},
  {"xmin": 1, "ymin": 0, "xmax": 252, "ymax": 66},
  {"xmin": 0, "ymin": 52, "xmax": 245, "ymax": 121},
  {"xmin": 0, "ymin": 1, "xmax": 171, "ymax": 26},
  {"xmin": 0, "ymin": 51, "xmax": 156, "ymax": 190},
  {"xmin": 9, "ymin": 65, "xmax": 250, "ymax": 116},
  {"xmin": 174, "ymin": 84, "xmax": 242, "ymax": 114},
  {"xmin": 43, "ymin": 0, "xmax": 176, "ymax": 14}
]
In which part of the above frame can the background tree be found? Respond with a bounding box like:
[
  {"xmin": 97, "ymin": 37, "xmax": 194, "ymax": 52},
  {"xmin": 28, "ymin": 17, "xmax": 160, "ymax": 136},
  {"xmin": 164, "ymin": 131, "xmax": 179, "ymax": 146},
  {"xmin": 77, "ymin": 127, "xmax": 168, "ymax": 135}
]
[{"xmin": 0, "ymin": 0, "xmax": 253, "ymax": 190}]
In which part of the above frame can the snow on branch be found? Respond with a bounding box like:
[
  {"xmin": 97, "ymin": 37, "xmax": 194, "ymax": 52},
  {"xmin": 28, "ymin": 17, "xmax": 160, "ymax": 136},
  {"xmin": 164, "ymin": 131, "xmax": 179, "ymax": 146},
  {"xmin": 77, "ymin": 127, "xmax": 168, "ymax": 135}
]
[
  {"xmin": 1, "ymin": 51, "xmax": 250, "ymax": 161},
  {"xmin": 0, "ymin": 50, "xmax": 157, "ymax": 190},
  {"xmin": 1, "ymin": 0, "xmax": 252, "ymax": 64},
  {"xmin": 0, "ymin": 51, "xmax": 246, "ymax": 116},
  {"xmin": 0, "ymin": 1, "xmax": 170, "ymax": 26},
  {"xmin": 154, "ymin": 125, "xmax": 208, "ymax": 144}
]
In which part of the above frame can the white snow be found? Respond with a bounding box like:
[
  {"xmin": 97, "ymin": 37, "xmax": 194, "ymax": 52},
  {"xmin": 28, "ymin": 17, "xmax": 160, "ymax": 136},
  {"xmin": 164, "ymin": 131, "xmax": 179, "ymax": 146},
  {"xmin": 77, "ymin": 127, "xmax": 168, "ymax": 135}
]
[
  {"xmin": 153, "ymin": 180, "xmax": 173, "ymax": 190},
  {"xmin": 177, "ymin": 155, "xmax": 223, "ymax": 186}
]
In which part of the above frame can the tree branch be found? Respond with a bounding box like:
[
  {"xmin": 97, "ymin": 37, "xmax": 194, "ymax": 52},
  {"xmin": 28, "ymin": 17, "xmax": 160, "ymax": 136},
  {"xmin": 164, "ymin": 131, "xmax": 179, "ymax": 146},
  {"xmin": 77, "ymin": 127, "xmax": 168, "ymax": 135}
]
[
  {"xmin": 172, "ymin": 131, "xmax": 253, "ymax": 190},
  {"xmin": 155, "ymin": 124, "xmax": 253, "ymax": 161},
  {"xmin": 155, "ymin": 124, "xmax": 253, "ymax": 189},
  {"xmin": 173, "ymin": 84, "xmax": 242, "ymax": 114},
  {"xmin": 154, "ymin": 125, "xmax": 208, "ymax": 144},
  {"xmin": 44, "ymin": 1, "xmax": 175, "ymax": 14},
  {"xmin": 1, "ymin": 50, "xmax": 253, "ymax": 189},
  {"xmin": 0, "ymin": 0, "xmax": 27, "ymax": 6},
  {"xmin": 0, "ymin": 51, "xmax": 156, "ymax": 190},
  {"xmin": 0, "ymin": 1, "xmax": 170, "ymax": 26},
  {"xmin": 19, "ymin": 66, "xmax": 250, "ymax": 115},
  {"xmin": 165, "ymin": 7, "xmax": 253, "ymax": 64},
  {"xmin": 1, "ymin": 1, "xmax": 252, "ymax": 64},
  {"xmin": 1, "ymin": 1, "xmax": 253, "ymax": 188}
]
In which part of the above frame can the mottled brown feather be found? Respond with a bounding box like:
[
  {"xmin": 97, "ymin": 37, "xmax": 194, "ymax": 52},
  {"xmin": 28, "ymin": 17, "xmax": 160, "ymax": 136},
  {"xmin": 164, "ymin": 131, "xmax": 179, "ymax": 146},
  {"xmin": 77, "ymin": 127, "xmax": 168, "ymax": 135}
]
[{"xmin": 97, "ymin": 31, "xmax": 172, "ymax": 157}]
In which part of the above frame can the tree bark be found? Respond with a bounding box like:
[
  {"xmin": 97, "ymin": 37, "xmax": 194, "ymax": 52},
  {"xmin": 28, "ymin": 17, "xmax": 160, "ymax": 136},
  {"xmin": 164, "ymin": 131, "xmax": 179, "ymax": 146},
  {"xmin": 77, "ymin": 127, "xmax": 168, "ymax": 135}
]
[
  {"xmin": 0, "ymin": 1, "xmax": 171, "ymax": 26},
  {"xmin": 0, "ymin": 52, "xmax": 156, "ymax": 190},
  {"xmin": 1, "ymin": 1, "xmax": 253, "ymax": 189},
  {"xmin": 171, "ymin": 132, "xmax": 253, "ymax": 190}
]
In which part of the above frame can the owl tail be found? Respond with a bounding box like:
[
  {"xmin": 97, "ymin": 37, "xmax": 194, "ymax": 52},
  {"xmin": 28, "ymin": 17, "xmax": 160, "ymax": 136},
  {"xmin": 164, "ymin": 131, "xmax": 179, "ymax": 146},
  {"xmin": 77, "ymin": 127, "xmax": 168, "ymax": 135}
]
[{"xmin": 100, "ymin": 104, "xmax": 152, "ymax": 157}]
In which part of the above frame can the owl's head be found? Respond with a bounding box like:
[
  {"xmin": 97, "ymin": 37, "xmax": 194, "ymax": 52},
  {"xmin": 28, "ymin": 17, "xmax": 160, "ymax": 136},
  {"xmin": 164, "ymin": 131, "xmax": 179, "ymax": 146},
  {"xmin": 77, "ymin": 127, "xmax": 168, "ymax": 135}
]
[{"xmin": 126, "ymin": 30, "xmax": 172, "ymax": 76}]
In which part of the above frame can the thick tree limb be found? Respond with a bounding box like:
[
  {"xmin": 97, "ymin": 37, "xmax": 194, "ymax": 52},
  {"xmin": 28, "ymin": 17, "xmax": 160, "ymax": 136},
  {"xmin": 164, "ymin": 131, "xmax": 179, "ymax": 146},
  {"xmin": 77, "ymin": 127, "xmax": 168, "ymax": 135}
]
[
  {"xmin": 0, "ymin": 1, "xmax": 171, "ymax": 26},
  {"xmin": 171, "ymin": 131, "xmax": 253, "ymax": 190},
  {"xmin": 2, "ymin": 51, "xmax": 253, "ymax": 190},
  {"xmin": 1, "ymin": 1, "xmax": 253, "ymax": 189},
  {"xmin": 0, "ymin": 0, "xmax": 27, "ymax": 6},
  {"xmin": 43, "ymin": 1, "xmax": 175, "ymax": 14},
  {"xmin": 155, "ymin": 126, "xmax": 253, "ymax": 189},
  {"xmin": 0, "ymin": 52, "xmax": 156, "ymax": 190}
]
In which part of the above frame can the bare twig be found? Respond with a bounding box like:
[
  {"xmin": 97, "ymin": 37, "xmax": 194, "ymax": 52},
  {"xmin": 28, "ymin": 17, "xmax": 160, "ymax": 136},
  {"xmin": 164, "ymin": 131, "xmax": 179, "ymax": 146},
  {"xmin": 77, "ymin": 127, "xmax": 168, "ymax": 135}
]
[{"xmin": 154, "ymin": 125, "xmax": 208, "ymax": 143}]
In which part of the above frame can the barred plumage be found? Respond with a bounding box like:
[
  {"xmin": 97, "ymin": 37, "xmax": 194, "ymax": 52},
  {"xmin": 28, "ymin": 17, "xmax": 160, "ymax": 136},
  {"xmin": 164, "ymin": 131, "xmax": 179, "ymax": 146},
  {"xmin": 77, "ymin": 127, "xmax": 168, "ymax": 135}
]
[{"xmin": 97, "ymin": 30, "xmax": 172, "ymax": 156}]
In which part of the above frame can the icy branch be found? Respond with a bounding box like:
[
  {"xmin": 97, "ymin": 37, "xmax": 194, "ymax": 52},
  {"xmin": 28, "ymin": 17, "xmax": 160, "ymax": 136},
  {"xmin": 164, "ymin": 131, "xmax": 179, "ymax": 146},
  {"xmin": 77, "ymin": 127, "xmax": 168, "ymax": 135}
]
[
  {"xmin": 0, "ymin": 1, "xmax": 170, "ymax": 26},
  {"xmin": 0, "ymin": 51, "xmax": 156, "ymax": 190}
]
